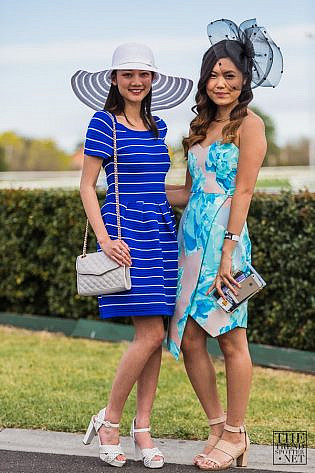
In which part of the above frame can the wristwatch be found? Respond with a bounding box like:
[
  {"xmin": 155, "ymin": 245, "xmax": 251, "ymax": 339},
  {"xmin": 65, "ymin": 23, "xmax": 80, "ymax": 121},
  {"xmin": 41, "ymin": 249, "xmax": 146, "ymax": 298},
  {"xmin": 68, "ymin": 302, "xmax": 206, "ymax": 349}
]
[{"xmin": 224, "ymin": 231, "xmax": 240, "ymax": 242}]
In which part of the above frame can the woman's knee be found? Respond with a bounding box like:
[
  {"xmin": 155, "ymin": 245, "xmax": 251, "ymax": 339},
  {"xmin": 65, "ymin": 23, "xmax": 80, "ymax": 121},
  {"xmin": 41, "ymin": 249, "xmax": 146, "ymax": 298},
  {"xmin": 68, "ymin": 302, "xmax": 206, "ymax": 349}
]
[
  {"xmin": 133, "ymin": 318, "xmax": 165, "ymax": 351},
  {"xmin": 181, "ymin": 318, "xmax": 206, "ymax": 356},
  {"xmin": 218, "ymin": 329, "xmax": 249, "ymax": 358}
]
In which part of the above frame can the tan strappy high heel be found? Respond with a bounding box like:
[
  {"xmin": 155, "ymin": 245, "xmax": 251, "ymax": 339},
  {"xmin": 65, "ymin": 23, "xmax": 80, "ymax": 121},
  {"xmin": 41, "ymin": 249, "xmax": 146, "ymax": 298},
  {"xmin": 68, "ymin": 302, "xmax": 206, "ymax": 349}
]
[
  {"xmin": 194, "ymin": 415, "xmax": 226, "ymax": 465},
  {"xmin": 199, "ymin": 424, "xmax": 250, "ymax": 471}
]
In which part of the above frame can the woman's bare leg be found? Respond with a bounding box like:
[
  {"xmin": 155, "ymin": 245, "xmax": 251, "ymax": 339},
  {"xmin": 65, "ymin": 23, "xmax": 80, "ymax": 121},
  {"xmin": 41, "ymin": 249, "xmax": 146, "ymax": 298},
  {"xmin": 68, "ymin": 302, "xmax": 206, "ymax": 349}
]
[
  {"xmin": 97, "ymin": 316, "xmax": 165, "ymax": 460},
  {"xmin": 181, "ymin": 317, "xmax": 225, "ymax": 455},
  {"xmin": 135, "ymin": 343, "xmax": 163, "ymax": 459},
  {"xmin": 201, "ymin": 327, "xmax": 252, "ymax": 467}
]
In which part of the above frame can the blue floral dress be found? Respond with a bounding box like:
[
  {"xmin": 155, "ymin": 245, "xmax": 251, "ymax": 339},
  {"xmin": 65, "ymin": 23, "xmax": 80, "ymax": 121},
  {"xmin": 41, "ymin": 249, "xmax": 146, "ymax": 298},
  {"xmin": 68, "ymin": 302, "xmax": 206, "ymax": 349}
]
[{"xmin": 167, "ymin": 141, "xmax": 251, "ymax": 360}]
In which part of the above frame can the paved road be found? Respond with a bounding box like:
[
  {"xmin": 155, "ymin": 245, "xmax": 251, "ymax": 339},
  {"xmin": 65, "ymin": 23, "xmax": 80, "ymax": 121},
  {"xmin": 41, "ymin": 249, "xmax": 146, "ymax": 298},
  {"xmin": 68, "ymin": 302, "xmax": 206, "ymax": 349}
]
[{"xmin": 0, "ymin": 450, "xmax": 300, "ymax": 473}]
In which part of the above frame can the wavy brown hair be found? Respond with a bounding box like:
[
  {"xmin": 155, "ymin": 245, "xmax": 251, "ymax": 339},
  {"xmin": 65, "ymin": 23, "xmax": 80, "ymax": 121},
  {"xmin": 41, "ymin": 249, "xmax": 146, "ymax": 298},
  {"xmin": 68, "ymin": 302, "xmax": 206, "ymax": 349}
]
[
  {"xmin": 104, "ymin": 71, "xmax": 159, "ymax": 138},
  {"xmin": 183, "ymin": 40, "xmax": 253, "ymax": 155}
]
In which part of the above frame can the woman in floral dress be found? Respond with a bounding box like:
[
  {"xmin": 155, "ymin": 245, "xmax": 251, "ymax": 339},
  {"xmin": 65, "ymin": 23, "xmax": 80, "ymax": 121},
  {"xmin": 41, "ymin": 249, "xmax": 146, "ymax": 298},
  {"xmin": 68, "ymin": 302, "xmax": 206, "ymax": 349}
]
[{"xmin": 166, "ymin": 19, "xmax": 283, "ymax": 471}]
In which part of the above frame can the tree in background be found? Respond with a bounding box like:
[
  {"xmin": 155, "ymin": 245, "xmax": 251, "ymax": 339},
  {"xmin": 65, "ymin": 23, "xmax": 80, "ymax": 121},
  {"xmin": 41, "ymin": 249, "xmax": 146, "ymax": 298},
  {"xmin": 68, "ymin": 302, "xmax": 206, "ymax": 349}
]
[
  {"xmin": 0, "ymin": 131, "xmax": 71, "ymax": 171},
  {"xmin": 0, "ymin": 146, "xmax": 8, "ymax": 171},
  {"xmin": 279, "ymin": 137, "xmax": 309, "ymax": 166}
]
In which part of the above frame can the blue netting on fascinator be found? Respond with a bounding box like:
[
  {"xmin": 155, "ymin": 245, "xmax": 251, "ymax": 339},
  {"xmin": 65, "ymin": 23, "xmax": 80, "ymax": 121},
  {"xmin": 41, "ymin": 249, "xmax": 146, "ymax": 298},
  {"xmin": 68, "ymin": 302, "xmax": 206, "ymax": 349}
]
[{"xmin": 207, "ymin": 18, "xmax": 283, "ymax": 88}]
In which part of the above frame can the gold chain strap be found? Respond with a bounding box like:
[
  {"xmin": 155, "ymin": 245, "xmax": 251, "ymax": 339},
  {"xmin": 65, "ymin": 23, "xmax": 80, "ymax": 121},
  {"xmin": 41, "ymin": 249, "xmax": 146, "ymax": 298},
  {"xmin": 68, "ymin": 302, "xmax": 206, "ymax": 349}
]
[{"xmin": 82, "ymin": 113, "xmax": 120, "ymax": 257}]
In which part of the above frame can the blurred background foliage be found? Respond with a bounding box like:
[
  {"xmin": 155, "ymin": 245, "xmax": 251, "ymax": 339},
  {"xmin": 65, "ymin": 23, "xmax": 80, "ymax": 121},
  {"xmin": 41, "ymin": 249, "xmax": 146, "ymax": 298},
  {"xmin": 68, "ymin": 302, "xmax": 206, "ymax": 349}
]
[
  {"xmin": 0, "ymin": 131, "xmax": 71, "ymax": 171},
  {"xmin": 0, "ymin": 189, "xmax": 314, "ymax": 351}
]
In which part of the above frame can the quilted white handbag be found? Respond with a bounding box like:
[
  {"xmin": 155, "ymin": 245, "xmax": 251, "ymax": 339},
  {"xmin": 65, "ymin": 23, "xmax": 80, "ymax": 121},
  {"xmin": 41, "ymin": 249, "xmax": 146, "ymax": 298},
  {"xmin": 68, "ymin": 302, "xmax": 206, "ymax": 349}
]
[{"xmin": 76, "ymin": 113, "xmax": 132, "ymax": 296}]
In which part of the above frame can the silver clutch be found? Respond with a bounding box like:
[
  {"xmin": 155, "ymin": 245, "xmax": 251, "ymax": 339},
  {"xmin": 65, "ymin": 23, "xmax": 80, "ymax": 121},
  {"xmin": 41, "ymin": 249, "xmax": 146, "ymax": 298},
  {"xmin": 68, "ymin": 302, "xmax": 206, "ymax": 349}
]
[{"xmin": 76, "ymin": 251, "xmax": 131, "ymax": 296}]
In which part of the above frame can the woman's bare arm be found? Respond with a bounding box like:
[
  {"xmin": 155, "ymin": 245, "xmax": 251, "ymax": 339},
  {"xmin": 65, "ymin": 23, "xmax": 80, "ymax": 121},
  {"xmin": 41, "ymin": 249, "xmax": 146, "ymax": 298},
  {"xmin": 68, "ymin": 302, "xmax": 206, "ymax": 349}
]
[
  {"xmin": 165, "ymin": 184, "xmax": 185, "ymax": 190},
  {"xmin": 166, "ymin": 168, "xmax": 192, "ymax": 207},
  {"xmin": 223, "ymin": 114, "xmax": 267, "ymax": 254},
  {"xmin": 80, "ymin": 155, "xmax": 109, "ymax": 243},
  {"xmin": 79, "ymin": 155, "xmax": 131, "ymax": 266},
  {"xmin": 207, "ymin": 114, "xmax": 267, "ymax": 297}
]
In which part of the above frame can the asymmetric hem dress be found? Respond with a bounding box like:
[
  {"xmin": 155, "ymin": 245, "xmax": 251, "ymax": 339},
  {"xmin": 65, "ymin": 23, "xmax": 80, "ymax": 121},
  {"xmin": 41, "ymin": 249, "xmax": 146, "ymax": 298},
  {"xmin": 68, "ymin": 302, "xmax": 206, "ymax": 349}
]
[
  {"xmin": 84, "ymin": 111, "xmax": 178, "ymax": 319},
  {"xmin": 167, "ymin": 141, "xmax": 251, "ymax": 360}
]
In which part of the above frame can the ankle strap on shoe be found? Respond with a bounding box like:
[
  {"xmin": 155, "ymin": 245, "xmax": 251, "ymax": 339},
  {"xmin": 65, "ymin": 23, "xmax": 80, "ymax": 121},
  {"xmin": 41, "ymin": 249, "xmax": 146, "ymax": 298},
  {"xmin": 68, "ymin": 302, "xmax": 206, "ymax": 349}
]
[
  {"xmin": 133, "ymin": 426, "xmax": 151, "ymax": 433},
  {"xmin": 208, "ymin": 415, "xmax": 226, "ymax": 426},
  {"xmin": 224, "ymin": 424, "xmax": 245, "ymax": 433},
  {"xmin": 95, "ymin": 408, "xmax": 120, "ymax": 429},
  {"xmin": 102, "ymin": 420, "xmax": 120, "ymax": 428}
]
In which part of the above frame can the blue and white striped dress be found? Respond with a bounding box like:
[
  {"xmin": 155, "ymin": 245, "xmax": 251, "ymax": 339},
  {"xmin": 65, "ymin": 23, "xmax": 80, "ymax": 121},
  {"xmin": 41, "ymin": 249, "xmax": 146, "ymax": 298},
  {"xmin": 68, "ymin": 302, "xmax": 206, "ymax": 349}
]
[{"xmin": 84, "ymin": 111, "xmax": 178, "ymax": 318}]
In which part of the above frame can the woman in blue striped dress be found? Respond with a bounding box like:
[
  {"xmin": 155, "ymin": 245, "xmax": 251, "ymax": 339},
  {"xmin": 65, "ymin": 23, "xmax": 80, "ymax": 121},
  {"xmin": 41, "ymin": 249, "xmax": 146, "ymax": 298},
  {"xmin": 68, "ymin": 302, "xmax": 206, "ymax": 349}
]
[{"xmin": 72, "ymin": 43, "xmax": 192, "ymax": 468}]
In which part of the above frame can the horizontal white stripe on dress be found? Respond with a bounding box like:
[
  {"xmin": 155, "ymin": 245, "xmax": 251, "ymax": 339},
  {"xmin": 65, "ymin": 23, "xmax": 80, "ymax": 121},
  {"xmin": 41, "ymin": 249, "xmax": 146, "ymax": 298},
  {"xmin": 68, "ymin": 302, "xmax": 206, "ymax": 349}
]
[
  {"xmin": 109, "ymin": 192, "xmax": 167, "ymax": 196},
  {"xmin": 87, "ymin": 127, "xmax": 113, "ymax": 142},
  {"xmin": 116, "ymin": 275, "xmax": 176, "ymax": 280},
  {"xmin": 106, "ymin": 223, "xmax": 162, "ymax": 233},
  {"xmin": 131, "ymin": 275, "xmax": 164, "ymax": 279},
  {"xmin": 88, "ymin": 130, "xmax": 166, "ymax": 143},
  {"xmin": 130, "ymin": 253, "xmax": 177, "ymax": 259},
  {"xmin": 131, "ymin": 257, "xmax": 167, "ymax": 261},
  {"xmin": 132, "ymin": 285, "xmax": 177, "ymax": 288},
  {"xmin": 98, "ymin": 293, "xmax": 175, "ymax": 297},
  {"xmin": 99, "ymin": 302, "xmax": 174, "ymax": 307},
  {"xmin": 86, "ymin": 137, "xmax": 113, "ymax": 148},
  {"xmin": 84, "ymin": 147, "xmax": 111, "ymax": 159},
  {"xmin": 106, "ymin": 172, "xmax": 166, "ymax": 178},
  {"xmin": 118, "ymin": 144, "xmax": 166, "ymax": 151},
  {"xmin": 117, "ymin": 152, "xmax": 169, "ymax": 156},
  {"xmin": 102, "ymin": 212, "xmax": 175, "ymax": 228},
  {"xmin": 127, "ymin": 246, "xmax": 165, "ymax": 252},
  {"xmin": 108, "ymin": 182, "xmax": 168, "ymax": 187},
  {"xmin": 131, "ymin": 261, "xmax": 177, "ymax": 266},
  {"xmin": 132, "ymin": 267, "xmax": 176, "ymax": 271},
  {"xmin": 103, "ymin": 236, "xmax": 159, "ymax": 243},
  {"xmin": 122, "ymin": 238, "xmax": 177, "ymax": 244},
  {"xmin": 104, "ymin": 161, "xmax": 169, "ymax": 169},
  {"xmin": 115, "ymin": 137, "xmax": 166, "ymax": 141},
  {"xmin": 102, "ymin": 203, "xmax": 172, "ymax": 216},
  {"xmin": 92, "ymin": 117, "xmax": 115, "ymax": 132},
  {"xmin": 128, "ymin": 249, "xmax": 177, "ymax": 257}
]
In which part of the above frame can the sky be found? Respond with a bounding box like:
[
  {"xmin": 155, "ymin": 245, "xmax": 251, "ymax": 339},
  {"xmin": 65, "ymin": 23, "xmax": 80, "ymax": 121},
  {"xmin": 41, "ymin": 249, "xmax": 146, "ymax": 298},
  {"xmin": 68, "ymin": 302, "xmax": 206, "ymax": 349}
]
[{"xmin": 1, "ymin": 0, "xmax": 314, "ymax": 152}]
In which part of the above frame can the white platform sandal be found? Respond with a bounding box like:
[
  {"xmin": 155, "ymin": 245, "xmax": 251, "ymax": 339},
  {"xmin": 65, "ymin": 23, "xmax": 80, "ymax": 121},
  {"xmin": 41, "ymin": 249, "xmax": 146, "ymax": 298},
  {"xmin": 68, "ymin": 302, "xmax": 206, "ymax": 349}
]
[
  {"xmin": 130, "ymin": 417, "xmax": 165, "ymax": 469},
  {"xmin": 194, "ymin": 414, "xmax": 226, "ymax": 465},
  {"xmin": 83, "ymin": 407, "xmax": 126, "ymax": 468}
]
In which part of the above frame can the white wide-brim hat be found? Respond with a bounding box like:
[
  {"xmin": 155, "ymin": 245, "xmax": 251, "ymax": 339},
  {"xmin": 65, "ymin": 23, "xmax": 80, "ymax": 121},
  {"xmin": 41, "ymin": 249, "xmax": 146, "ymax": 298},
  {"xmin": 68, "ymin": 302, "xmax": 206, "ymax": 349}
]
[{"xmin": 71, "ymin": 42, "xmax": 193, "ymax": 111}]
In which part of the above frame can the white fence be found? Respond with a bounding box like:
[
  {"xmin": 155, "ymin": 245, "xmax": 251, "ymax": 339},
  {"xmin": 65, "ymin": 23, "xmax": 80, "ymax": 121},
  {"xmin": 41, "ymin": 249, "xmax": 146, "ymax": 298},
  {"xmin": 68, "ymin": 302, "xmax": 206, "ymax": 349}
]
[{"xmin": 0, "ymin": 166, "xmax": 314, "ymax": 192}]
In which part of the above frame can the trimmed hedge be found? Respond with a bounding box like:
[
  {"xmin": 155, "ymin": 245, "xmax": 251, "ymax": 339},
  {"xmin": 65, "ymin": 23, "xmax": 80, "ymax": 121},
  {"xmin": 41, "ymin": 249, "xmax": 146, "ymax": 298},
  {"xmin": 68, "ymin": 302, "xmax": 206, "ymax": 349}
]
[{"xmin": 0, "ymin": 189, "xmax": 314, "ymax": 351}]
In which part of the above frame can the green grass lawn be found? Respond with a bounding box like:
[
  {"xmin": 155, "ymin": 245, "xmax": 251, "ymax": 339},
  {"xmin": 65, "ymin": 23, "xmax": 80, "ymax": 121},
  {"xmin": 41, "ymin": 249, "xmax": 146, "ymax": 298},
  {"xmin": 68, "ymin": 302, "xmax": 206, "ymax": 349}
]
[
  {"xmin": 0, "ymin": 326, "xmax": 314, "ymax": 446},
  {"xmin": 255, "ymin": 178, "xmax": 291, "ymax": 189}
]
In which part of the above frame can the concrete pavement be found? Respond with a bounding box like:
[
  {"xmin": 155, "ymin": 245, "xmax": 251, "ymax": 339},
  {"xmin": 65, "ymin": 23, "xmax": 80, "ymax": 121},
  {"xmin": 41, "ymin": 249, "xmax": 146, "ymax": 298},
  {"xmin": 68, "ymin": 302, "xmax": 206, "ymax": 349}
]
[{"xmin": 0, "ymin": 429, "xmax": 314, "ymax": 473}]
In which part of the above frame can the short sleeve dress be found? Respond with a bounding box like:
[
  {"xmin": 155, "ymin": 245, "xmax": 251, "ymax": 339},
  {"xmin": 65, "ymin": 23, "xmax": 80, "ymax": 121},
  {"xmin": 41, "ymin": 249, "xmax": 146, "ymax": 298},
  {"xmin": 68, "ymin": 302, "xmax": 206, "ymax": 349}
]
[{"xmin": 84, "ymin": 111, "xmax": 178, "ymax": 319}]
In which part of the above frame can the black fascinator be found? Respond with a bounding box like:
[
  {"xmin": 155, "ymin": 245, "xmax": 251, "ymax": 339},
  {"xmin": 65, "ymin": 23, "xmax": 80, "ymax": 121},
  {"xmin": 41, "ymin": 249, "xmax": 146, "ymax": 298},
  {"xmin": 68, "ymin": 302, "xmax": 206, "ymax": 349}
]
[{"xmin": 207, "ymin": 18, "xmax": 283, "ymax": 88}]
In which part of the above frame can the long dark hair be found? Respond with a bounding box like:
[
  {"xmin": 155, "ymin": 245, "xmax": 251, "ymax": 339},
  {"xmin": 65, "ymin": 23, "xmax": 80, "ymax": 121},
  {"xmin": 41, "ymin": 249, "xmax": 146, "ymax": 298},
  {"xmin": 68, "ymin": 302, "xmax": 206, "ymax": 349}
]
[
  {"xmin": 183, "ymin": 40, "xmax": 253, "ymax": 155},
  {"xmin": 104, "ymin": 71, "xmax": 159, "ymax": 138}
]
